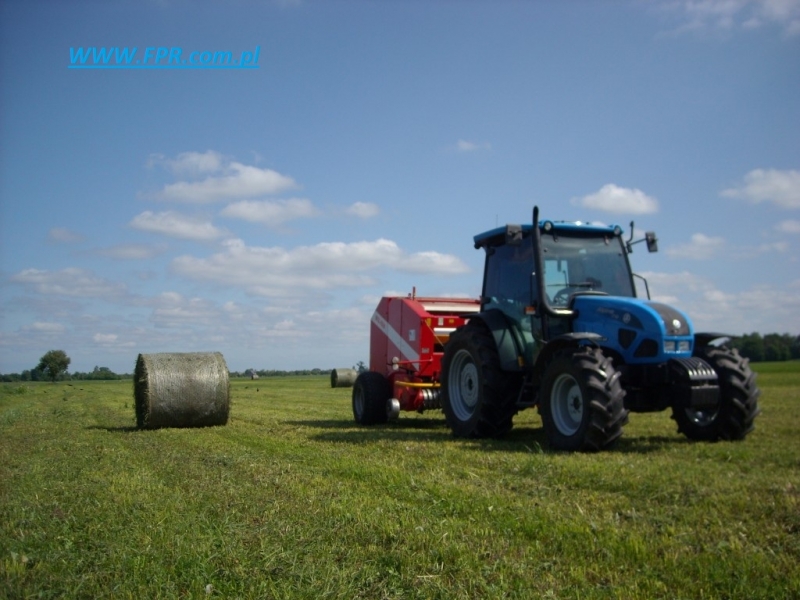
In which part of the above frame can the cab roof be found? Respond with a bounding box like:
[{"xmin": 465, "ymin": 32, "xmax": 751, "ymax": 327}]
[{"xmin": 473, "ymin": 221, "xmax": 622, "ymax": 249}]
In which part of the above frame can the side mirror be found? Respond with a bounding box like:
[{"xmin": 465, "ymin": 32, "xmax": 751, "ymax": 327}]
[
  {"xmin": 645, "ymin": 232, "xmax": 658, "ymax": 253},
  {"xmin": 627, "ymin": 221, "xmax": 659, "ymax": 254}
]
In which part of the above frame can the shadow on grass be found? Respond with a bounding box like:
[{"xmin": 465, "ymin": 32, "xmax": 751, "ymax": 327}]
[
  {"xmin": 85, "ymin": 425, "xmax": 140, "ymax": 433},
  {"xmin": 286, "ymin": 417, "xmax": 688, "ymax": 455},
  {"xmin": 284, "ymin": 417, "xmax": 446, "ymax": 431},
  {"xmin": 614, "ymin": 434, "xmax": 691, "ymax": 454}
]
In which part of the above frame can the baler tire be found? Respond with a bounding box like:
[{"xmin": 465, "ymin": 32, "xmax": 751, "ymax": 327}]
[
  {"xmin": 352, "ymin": 371, "xmax": 392, "ymax": 425},
  {"xmin": 441, "ymin": 322, "xmax": 517, "ymax": 438},
  {"xmin": 539, "ymin": 346, "xmax": 628, "ymax": 452},
  {"xmin": 671, "ymin": 345, "xmax": 761, "ymax": 441}
]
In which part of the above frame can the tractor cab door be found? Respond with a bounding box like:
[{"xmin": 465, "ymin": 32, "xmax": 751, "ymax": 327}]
[
  {"xmin": 541, "ymin": 256, "xmax": 574, "ymax": 338},
  {"xmin": 481, "ymin": 240, "xmax": 538, "ymax": 361}
]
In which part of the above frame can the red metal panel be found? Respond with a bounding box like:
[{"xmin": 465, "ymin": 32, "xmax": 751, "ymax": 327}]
[{"xmin": 369, "ymin": 294, "xmax": 481, "ymax": 412}]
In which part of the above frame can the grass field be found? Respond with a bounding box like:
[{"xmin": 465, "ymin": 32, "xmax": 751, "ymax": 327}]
[{"xmin": 1, "ymin": 362, "xmax": 799, "ymax": 599}]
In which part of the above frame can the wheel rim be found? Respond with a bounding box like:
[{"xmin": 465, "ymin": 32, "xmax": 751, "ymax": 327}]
[
  {"xmin": 550, "ymin": 373, "xmax": 584, "ymax": 436},
  {"xmin": 684, "ymin": 408, "xmax": 718, "ymax": 426},
  {"xmin": 448, "ymin": 349, "xmax": 480, "ymax": 421},
  {"xmin": 353, "ymin": 386, "xmax": 365, "ymax": 418},
  {"xmin": 387, "ymin": 398, "xmax": 401, "ymax": 420}
]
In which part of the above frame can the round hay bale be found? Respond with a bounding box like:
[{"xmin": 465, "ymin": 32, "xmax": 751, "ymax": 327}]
[
  {"xmin": 331, "ymin": 368, "xmax": 358, "ymax": 388},
  {"xmin": 134, "ymin": 352, "xmax": 230, "ymax": 429}
]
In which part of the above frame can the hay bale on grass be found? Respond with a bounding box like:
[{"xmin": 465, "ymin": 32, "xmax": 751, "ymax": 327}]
[
  {"xmin": 134, "ymin": 352, "xmax": 230, "ymax": 429},
  {"xmin": 331, "ymin": 368, "xmax": 358, "ymax": 388}
]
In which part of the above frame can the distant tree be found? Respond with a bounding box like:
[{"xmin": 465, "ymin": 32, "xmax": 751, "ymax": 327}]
[
  {"xmin": 91, "ymin": 366, "xmax": 118, "ymax": 380},
  {"xmin": 736, "ymin": 332, "xmax": 764, "ymax": 362},
  {"xmin": 36, "ymin": 350, "xmax": 71, "ymax": 383},
  {"xmin": 764, "ymin": 334, "xmax": 791, "ymax": 362},
  {"xmin": 354, "ymin": 361, "xmax": 367, "ymax": 373},
  {"xmin": 20, "ymin": 367, "xmax": 45, "ymax": 382}
]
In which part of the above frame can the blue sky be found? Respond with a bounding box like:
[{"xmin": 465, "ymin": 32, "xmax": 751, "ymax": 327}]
[{"xmin": 1, "ymin": 0, "xmax": 799, "ymax": 374}]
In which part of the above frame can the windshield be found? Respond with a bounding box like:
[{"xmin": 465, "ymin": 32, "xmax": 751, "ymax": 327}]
[{"xmin": 541, "ymin": 230, "xmax": 634, "ymax": 305}]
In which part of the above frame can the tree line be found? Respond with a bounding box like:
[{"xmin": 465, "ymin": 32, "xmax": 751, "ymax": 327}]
[
  {"xmin": 733, "ymin": 333, "xmax": 800, "ymax": 362},
  {"xmin": 1, "ymin": 337, "xmax": 797, "ymax": 383}
]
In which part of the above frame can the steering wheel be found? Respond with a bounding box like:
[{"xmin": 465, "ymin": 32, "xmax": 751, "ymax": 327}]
[{"xmin": 552, "ymin": 287, "xmax": 575, "ymax": 307}]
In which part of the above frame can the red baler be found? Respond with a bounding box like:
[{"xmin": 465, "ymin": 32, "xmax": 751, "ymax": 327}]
[{"xmin": 360, "ymin": 290, "xmax": 480, "ymax": 419}]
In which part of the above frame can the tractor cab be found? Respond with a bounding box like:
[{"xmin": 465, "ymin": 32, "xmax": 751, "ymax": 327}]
[{"xmin": 473, "ymin": 215, "xmax": 654, "ymax": 368}]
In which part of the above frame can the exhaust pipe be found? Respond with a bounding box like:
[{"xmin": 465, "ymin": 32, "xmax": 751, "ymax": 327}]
[{"xmin": 532, "ymin": 205, "xmax": 575, "ymax": 319}]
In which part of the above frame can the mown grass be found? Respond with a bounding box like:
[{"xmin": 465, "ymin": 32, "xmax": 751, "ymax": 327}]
[{"xmin": 1, "ymin": 363, "xmax": 798, "ymax": 599}]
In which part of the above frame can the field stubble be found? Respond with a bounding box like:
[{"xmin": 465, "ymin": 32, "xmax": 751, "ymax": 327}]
[{"xmin": 1, "ymin": 363, "xmax": 799, "ymax": 599}]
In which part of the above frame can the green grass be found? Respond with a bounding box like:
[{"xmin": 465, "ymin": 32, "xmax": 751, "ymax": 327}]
[{"xmin": 1, "ymin": 363, "xmax": 799, "ymax": 599}]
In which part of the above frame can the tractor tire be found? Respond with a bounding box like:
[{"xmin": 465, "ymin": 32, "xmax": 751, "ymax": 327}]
[
  {"xmin": 441, "ymin": 321, "xmax": 518, "ymax": 438},
  {"xmin": 539, "ymin": 346, "xmax": 628, "ymax": 452},
  {"xmin": 671, "ymin": 345, "xmax": 761, "ymax": 441},
  {"xmin": 352, "ymin": 371, "xmax": 392, "ymax": 425}
]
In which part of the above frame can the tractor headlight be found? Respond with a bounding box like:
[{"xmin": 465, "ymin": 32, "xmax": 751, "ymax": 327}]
[{"xmin": 664, "ymin": 340, "xmax": 691, "ymax": 353}]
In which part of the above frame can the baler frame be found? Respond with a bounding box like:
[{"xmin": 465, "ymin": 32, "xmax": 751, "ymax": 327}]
[{"xmin": 352, "ymin": 290, "xmax": 479, "ymax": 424}]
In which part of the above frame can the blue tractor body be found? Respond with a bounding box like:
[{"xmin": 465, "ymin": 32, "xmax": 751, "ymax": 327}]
[
  {"xmin": 437, "ymin": 207, "xmax": 760, "ymax": 451},
  {"xmin": 570, "ymin": 295, "xmax": 695, "ymax": 366}
]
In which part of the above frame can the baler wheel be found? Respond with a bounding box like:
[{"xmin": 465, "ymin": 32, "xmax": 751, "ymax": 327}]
[
  {"xmin": 671, "ymin": 345, "xmax": 761, "ymax": 441},
  {"xmin": 441, "ymin": 321, "xmax": 517, "ymax": 438},
  {"xmin": 352, "ymin": 371, "xmax": 392, "ymax": 425},
  {"xmin": 539, "ymin": 346, "xmax": 628, "ymax": 452}
]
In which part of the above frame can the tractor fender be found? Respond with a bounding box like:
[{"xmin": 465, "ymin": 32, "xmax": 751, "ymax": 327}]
[
  {"xmin": 694, "ymin": 332, "xmax": 731, "ymax": 349},
  {"xmin": 530, "ymin": 332, "xmax": 606, "ymax": 385},
  {"xmin": 468, "ymin": 309, "xmax": 526, "ymax": 372}
]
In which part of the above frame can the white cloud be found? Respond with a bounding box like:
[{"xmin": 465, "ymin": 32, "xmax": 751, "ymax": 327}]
[
  {"xmin": 10, "ymin": 268, "xmax": 128, "ymax": 298},
  {"xmin": 666, "ymin": 232, "xmax": 790, "ymax": 261},
  {"xmin": 658, "ymin": 0, "xmax": 800, "ymax": 36},
  {"xmin": 93, "ymin": 333, "xmax": 118, "ymax": 344},
  {"xmin": 26, "ymin": 322, "xmax": 66, "ymax": 334},
  {"xmin": 346, "ymin": 202, "xmax": 380, "ymax": 218},
  {"xmin": 97, "ymin": 243, "xmax": 168, "ymax": 260},
  {"xmin": 158, "ymin": 161, "xmax": 297, "ymax": 203},
  {"xmin": 755, "ymin": 241, "xmax": 790, "ymax": 253},
  {"xmin": 171, "ymin": 238, "xmax": 470, "ymax": 297},
  {"xmin": 666, "ymin": 233, "xmax": 726, "ymax": 260},
  {"xmin": 776, "ymin": 219, "xmax": 800, "ymax": 233},
  {"xmin": 129, "ymin": 211, "xmax": 225, "ymax": 241},
  {"xmin": 455, "ymin": 139, "xmax": 491, "ymax": 152},
  {"xmin": 721, "ymin": 168, "xmax": 800, "ymax": 208},
  {"xmin": 167, "ymin": 150, "xmax": 224, "ymax": 175},
  {"xmin": 639, "ymin": 270, "xmax": 800, "ymax": 334},
  {"xmin": 219, "ymin": 198, "xmax": 320, "ymax": 225},
  {"xmin": 150, "ymin": 296, "xmax": 221, "ymax": 328},
  {"xmin": 48, "ymin": 227, "xmax": 85, "ymax": 243},
  {"xmin": 572, "ymin": 184, "xmax": 659, "ymax": 214}
]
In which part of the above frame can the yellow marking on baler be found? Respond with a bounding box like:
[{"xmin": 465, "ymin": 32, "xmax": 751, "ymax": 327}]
[{"xmin": 394, "ymin": 381, "xmax": 441, "ymax": 389}]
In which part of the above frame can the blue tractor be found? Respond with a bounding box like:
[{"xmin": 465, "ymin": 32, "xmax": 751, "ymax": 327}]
[{"xmin": 440, "ymin": 206, "xmax": 761, "ymax": 451}]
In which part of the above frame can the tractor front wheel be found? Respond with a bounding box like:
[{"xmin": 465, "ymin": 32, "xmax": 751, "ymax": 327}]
[
  {"xmin": 540, "ymin": 346, "xmax": 628, "ymax": 452},
  {"xmin": 352, "ymin": 371, "xmax": 392, "ymax": 425},
  {"xmin": 441, "ymin": 322, "xmax": 517, "ymax": 438},
  {"xmin": 672, "ymin": 345, "xmax": 761, "ymax": 441}
]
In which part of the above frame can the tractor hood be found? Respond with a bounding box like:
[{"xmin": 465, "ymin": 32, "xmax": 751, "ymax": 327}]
[{"xmin": 570, "ymin": 295, "xmax": 695, "ymax": 364}]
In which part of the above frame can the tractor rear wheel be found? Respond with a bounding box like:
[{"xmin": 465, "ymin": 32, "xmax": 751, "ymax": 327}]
[
  {"xmin": 441, "ymin": 321, "xmax": 518, "ymax": 438},
  {"xmin": 352, "ymin": 371, "xmax": 392, "ymax": 425},
  {"xmin": 539, "ymin": 346, "xmax": 628, "ymax": 452},
  {"xmin": 672, "ymin": 345, "xmax": 761, "ymax": 441}
]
